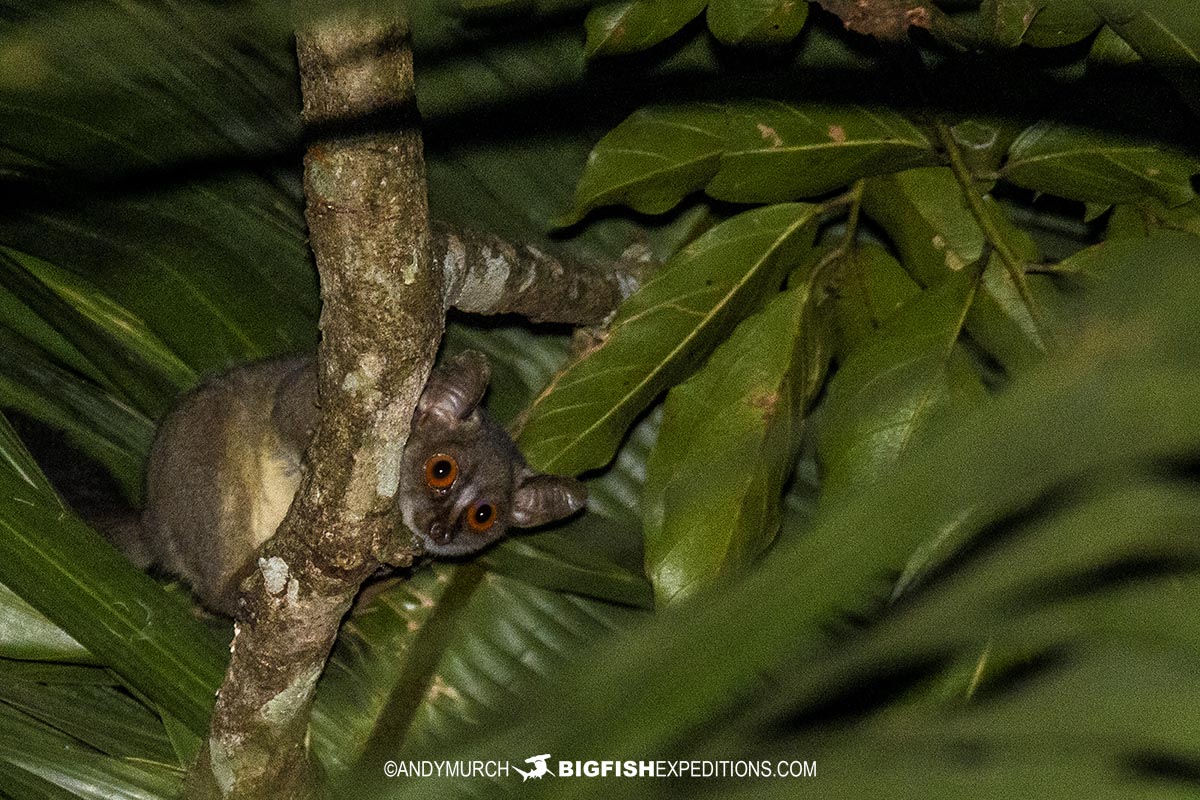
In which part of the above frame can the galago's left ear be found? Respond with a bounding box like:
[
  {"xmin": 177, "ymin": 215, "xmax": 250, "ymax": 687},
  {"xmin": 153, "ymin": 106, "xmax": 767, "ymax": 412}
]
[{"xmin": 510, "ymin": 473, "xmax": 587, "ymax": 528}]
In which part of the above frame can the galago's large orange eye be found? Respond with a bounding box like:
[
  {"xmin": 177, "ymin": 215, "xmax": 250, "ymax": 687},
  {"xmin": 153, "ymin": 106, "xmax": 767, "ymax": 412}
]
[
  {"xmin": 467, "ymin": 501, "xmax": 497, "ymax": 533},
  {"xmin": 424, "ymin": 454, "xmax": 458, "ymax": 490}
]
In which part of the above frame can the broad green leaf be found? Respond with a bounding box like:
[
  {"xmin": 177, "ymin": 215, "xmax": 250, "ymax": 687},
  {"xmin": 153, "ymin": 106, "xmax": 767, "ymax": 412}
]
[
  {"xmin": 0, "ymin": 414, "xmax": 225, "ymax": 736},
  {"xmin": 519, "ymin": 203, "xmax": 820, "ymax": 475},
  {"xmin": 705, "ymin": 0, "xmax": 809, "ymax": 46},
  {"xmin": 818, "ymin": 268, "xmax": 988, "ymax": 501},
  {"xmin": 830, "ymin": 243, "xmax": 921, "ymax": 359},
  {"xmin": 643, "ymin": 278, "xmax": 828, "ymax": 607},
  {"xmin": 1093, "ymin": 0, "xmax": 1200, "ymax": 114},
  {"xmin": 863, "ymin": 167, "xmax": 1052, "ymax": 373},
  {"xmin": 0, "ymin": 582, "xmax": 91, "ymax": 663},
  {"xmin": 564, "ymin": 104, "xmax": 727, "ymax": 224},
  {"xmin": 568, "ymin": 102, "xmax": 936, "ymax": 220},
  {"xmin": 707, "ymin": 102, "xmax": 937, "ymax": 203},
  {"xmin": 383, "ymin": 232, "xmax": 1200, "ymax": 800},
  {"xmin": 1023, "ymin": 0, "xmax": 1100, "ymax": 47},
  {"xmin": 584, "ymin": 0, "xmax": 707, "ymax": 58},
  {"xmin": 1005, "ymin": 121, "xmax": 1199, "ymax": 208}
]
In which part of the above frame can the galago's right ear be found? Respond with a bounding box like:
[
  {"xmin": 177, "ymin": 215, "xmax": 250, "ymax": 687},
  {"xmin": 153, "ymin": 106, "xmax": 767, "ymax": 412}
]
[{"xmin": 417, "ymin": 350, "xmax": 491, "ymax": 425}]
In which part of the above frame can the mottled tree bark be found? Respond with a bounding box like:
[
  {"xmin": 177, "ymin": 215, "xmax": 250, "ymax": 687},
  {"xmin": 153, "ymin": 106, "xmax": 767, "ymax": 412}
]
[
  {"xmin": 184, "ymin": 13, "xmax": 439, "ymax": 799},
  {"xmin": 433, "ymin": 221, "xmax": 652, "ymax": 324}
]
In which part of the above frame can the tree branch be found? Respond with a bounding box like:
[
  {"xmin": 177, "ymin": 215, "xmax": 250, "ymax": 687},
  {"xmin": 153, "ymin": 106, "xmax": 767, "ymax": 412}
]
[
  {"xmin": 433, "ymin": 221, "xmax": 652, "ymax": 324},
  {"xmin": 184, "ymin": 12, "xmax": 439, "ymax": 798}
]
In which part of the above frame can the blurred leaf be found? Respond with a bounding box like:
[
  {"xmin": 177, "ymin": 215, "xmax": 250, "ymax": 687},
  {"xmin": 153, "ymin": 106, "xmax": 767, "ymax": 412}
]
[
  {"xmin": 1004, "ymin": 121, "xmax": 1199, "ymax": 208},
  {"xmin": 312, "ymin": 566, "xmax": 456, "ymax": 774},
  {"xmin": 706, "ymin": 102, "xmax": 936, "ymax": 203},
  {"xmin": 0, "ymin": 659, "xmax": 116, "ymax": 685},
  {"xmin": 818, "ymin": 267, "xmax": 988, "ymax": 502},
  {"xmin": 643, "ymin": 276, "xmax": 829, "ymax": 606},
  {"xmin": 1093, "ymin": 0, "xmax": 1200, "ymax": 114},
  {"xmin": 705, "ymin": 0, "xmax": 809, "ymax": 46},
  {"xmin": 863, "ymin": 167, "xmax": 1051, "ymax": 373},
  {"xmin": 0, "ymin": 413, "xmax": 225, "ymax": 736},
  {"xmin": 0, "ymin": 2, "xmax": 298, "ymax": 183},
  {"xmin": 319, "ymin": 566, "xmax": 645, "ymax": 794},
  {"xmin": 519, "ymin": 203, "xmax": 820, "ymax": 475},
  {"xmin": 583, "ymin": 0, "xmax": 707, "ymax": 58},
  {"xmin": 1087, "ymin": 22, "xmax": 1142, "ymax": 66},
  {"xmin": 1107, "ymin": 197, "xmax": 1200, "ymax": 241}
]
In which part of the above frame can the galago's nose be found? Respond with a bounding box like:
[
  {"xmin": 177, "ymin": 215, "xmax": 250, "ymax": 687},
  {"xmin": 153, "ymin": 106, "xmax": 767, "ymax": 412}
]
[{"xmin": 429, "ymin": 521, "xmax": 453, "ymax": 545}]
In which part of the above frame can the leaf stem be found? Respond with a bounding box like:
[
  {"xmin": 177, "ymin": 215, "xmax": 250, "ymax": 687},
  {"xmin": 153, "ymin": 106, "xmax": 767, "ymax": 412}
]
[
  {"xmin": 934, "ymin": 121, "xmax": 1040, "ymax": 317},
  {"xmin": 814, "ymin": 180, "xmax": 866, "ymax": 277}
]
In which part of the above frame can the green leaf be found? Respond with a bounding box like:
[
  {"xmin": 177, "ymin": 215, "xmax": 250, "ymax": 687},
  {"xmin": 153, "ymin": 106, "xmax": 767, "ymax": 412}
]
[
  {"xmin": 705, "ymin": 0, "xmax": 809, "ymax": 46},
  {"xmin": 0, "ymin": 414, "xmax": 225, "ymax": 736},
  {"xmin": 564, "ymin": 104, "xmax": 727, "ymax": 224},
  {"xmin": 482, "ymin": 515, "xmax": 653, "ymax": 608},
  {"xmin": 0, "ymin": 247, "xmax": 195, "ymax": 417},
  {"xmin": 584, "ymin": 0, "xmax": 708, "ymax": 58},
  {"xmin": 862, "ymin": 167, "xmax": 1051, "ymax": 373},
  {"xmin": 0, "ymin": 681, "xmax": 178, "ymax": 765},
  {"xmin": 0, "ymin": 702, "xmax": 182, "ymax": 799},
  {"xmin": 818, "ymin": 267, "xmax": 988, "ymax": 501},
  {"xmin": 1004, "ymin": 121, "xmax": 1199, "ymax": 207},
  {"xmin": 0, "ymin": 582, "xmax": 91, "ymax": 663},
  {"xmin": 980, "ymin": 0, "xmax": 1038, "ymax": 47},
  {"xmin": 568, "ymin": 102, "xmax": 936, "ymax": 220},
  {"xmin": 318, "ymin": 567, "xmax": 644, "ymax": 794},
  {"xmin": 0, "ymin": 332, "xmax": 153, "ymax": 502},
  {"xmin": 1092, "ymin": 0, "xmax": 1200, "ymax": 114},
  {"xmin": 643, "ymin": 277, "xmax": 828, "ymax": 606},
  {"xmin": 830, "ymin": 243, "xmax": 921, "ymax": 359},
  {"xmin": 1023, "ymin": 0, "xmax": 1101, "ymax": 47},
  {"xmin": 519, "ymin": 203, "xmax": 820, "ymax": 475},
  {"xmin": 706, "ymin": 102, "xmax": 937, "ymax": 203}
]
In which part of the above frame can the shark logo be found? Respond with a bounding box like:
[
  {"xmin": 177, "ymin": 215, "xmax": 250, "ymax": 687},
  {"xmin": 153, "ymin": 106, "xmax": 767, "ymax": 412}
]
[{"xmin": 514, "ymin": 754, "xmax": 552, "ymax": 782}]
